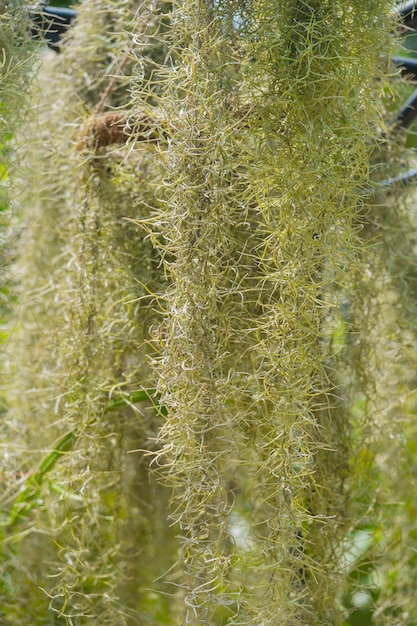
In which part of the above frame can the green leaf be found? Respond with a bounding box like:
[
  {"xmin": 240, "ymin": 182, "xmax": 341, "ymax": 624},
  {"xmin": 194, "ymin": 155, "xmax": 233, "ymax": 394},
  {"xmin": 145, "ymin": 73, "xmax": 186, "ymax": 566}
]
[
  {"xmin": 7, "ymin": 431, "xmax": 74, "ymax": 526},
  {"xmin": 104, "ymin": 387, "xmax": 167, "ymax": 415}
]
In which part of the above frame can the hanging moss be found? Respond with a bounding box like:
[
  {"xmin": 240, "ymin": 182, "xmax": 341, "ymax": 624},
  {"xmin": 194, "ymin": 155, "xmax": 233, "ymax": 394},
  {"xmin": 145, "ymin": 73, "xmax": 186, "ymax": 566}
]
[
  {"xmin": 148, "ymin": 1, "xmax": 396, "ymax": 624},
  {"xmin": 0, "ymin": 2, "xmax": 34, "ymax": 322},
  {"xmin": 3, "ymin": 0, "xmax": 416, "ymax": 625},
  {"xmin": 342, "ymin": 156, "xmax": 417, "ymax": 624},
  {"xmin": 0, "ymin": 6, "xmax": 36, "ymax": 620},
  {"xmin": 2, "ymin": 1, "xmax": 177, "ymax": 623},
  {"xmin": 0, "ymin": 2, "xmax": 33, "ymax": 130}
]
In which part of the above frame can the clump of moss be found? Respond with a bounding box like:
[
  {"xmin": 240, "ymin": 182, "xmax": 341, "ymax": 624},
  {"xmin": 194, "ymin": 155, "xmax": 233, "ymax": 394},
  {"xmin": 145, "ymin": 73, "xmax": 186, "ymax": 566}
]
[
  {"xmin": 0, "ymin": 2, "xmax": 33, "ymax": 129},
  {"xmin": 3, "ymin": 0, "xmax": 415, "ymax": 624},
  {"xmin": 2, "ymin": 1, "xmax": 177, "ymax": 623},
  {"xmin": 148, "ymin": 0, "xmax": 396, "ymax": 624},
  {"xmin": 0, "ymin": 2, "xmax": 38, "ymax": 620},
  {"xmin": 0, "ymin": 1, "xmax": 34, "ymax": 310},
  {"xmin": 344, "ymin": 168, "xmax": 417, "ymax": 624}
]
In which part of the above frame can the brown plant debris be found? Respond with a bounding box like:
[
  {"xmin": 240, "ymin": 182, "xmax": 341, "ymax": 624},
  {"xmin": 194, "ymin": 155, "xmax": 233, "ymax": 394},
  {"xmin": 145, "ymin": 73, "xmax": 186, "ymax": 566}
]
[{"xmin": 77, "ymin": 110, "xmax": 165, "ymax": 150}]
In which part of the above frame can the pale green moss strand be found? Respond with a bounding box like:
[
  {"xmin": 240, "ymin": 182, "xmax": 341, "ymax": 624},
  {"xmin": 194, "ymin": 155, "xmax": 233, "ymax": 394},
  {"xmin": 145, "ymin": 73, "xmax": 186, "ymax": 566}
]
[
  {"xmin": 3, "ymin": 1, "xmax": 177, "ymax": 623},
  {"xmin": 155, "ymin": 0, "xmax": 394, "ymax": 623},
  {"xmin": 235, "ymin": 1, "xmax": 393, "ymax": 623}
]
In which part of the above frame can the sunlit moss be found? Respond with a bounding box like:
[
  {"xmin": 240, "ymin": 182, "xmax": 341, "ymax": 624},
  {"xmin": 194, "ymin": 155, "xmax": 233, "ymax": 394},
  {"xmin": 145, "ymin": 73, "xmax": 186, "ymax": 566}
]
[
  {"xmin": 2, "ymin": 1, "xmax": 177, "ymax": 623},
  {"xmin": 149, "ymin": 1, "xmax": 396, "ymax": 624},
  {"xmin": 2, "ymin": 0, "xmax": 416, "ymax": 625}
]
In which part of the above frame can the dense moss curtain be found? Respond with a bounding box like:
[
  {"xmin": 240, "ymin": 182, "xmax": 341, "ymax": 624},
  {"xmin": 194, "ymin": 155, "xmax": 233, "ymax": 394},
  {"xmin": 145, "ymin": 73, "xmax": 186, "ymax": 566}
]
[
  {"xmin": 2, "ymin": 1, "xmax": 417, "ymax": 625},
  {"xmin": 150, "ymin": 1, "xmax": 395, "ymax": 624}
]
